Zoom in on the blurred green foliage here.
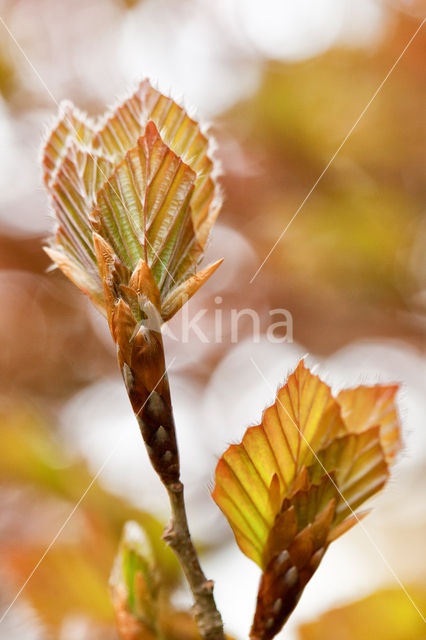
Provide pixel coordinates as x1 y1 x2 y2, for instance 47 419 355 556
224 30 425 331
0 405 180 631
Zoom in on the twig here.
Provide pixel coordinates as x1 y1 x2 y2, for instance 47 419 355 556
164 482 225 640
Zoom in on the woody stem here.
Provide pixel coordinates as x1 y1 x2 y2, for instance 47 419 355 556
164 481 225 640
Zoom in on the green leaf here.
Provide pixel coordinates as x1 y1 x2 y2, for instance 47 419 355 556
110 521 158 631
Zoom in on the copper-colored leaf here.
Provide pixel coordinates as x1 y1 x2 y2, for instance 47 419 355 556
337 384 402 463
94 79 221 245
313 427 389 524
47 146 115 306
212 360 346 567
43 80 222 320
42 100 95 187
212 360 402 640
92 122 198 294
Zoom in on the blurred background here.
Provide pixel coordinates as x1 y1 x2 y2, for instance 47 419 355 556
0 0 425 638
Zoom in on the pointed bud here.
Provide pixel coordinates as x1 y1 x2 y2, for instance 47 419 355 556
121 328 180 486
128 260 161 313
161 258 223 321
93 232 130 330
112 299 137 368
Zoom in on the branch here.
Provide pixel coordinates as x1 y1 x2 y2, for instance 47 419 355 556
164 482 225 640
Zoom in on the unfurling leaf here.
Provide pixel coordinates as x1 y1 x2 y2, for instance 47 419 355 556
110 521 159 639
110 521 206 640
42 80 223 487
212 360 402 640
337 384 401 463
42 79 222 320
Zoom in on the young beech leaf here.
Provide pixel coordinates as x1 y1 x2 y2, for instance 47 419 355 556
110 521 159 640
212 360 402 640
42 79 222 321
92 123 198 286
93 79 221 246
337 385 402 463
42 100 95 188
111 521 218 640
42 83 223 488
